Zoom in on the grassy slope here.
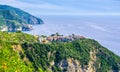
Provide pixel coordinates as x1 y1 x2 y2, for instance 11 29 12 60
0 32 42 72
0 41 33 72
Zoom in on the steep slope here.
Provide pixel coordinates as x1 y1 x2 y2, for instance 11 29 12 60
0 5 43 31
0 31 42 72
0 41 33 72
0 32 120 72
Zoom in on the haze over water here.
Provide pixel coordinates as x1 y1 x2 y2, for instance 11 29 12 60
24 15 120 56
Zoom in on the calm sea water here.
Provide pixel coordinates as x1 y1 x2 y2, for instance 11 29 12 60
24 15 120 56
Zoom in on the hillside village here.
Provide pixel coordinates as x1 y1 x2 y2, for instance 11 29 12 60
37 33 85 43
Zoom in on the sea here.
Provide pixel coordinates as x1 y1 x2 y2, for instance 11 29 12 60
23 15 120 56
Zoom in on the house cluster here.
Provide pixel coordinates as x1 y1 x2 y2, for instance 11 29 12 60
38 34 85 43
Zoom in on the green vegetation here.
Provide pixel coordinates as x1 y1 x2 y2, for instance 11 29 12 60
0 41 33 72
0 31 38 43
0 31 120 72
0 31 39 72
22 39 120 72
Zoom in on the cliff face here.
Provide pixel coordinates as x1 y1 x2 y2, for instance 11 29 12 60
0 5 43 31
58 51 97 72
0 32 120 72
59 58 83 72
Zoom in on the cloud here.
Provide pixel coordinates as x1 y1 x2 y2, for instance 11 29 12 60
0 0 120 15
0 0 81 15
0 0 74 15
0 0 63 9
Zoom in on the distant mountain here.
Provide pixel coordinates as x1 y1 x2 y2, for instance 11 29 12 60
0 32 120 72
0 5 43 31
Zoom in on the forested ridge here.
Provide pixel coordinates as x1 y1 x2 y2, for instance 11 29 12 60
0 31 120 72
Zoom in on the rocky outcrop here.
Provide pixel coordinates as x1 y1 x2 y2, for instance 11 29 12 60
59 58 82 72
86 50 96 72
58 58 82 72
58 50 97 72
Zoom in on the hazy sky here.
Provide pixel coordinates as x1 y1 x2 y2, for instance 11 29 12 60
0 0 120 15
